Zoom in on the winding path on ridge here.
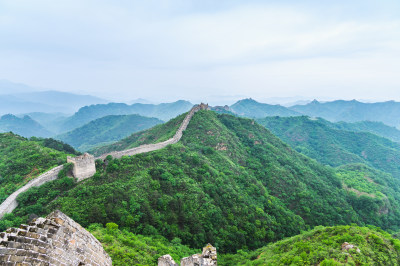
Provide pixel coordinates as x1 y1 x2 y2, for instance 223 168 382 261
0 104 205 219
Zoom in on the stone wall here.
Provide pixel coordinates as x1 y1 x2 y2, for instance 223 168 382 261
97 103 208 160
0 210 112 265
0 165 64 219
67 153 96 181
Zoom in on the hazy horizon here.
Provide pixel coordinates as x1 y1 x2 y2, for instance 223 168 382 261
1 1 399 103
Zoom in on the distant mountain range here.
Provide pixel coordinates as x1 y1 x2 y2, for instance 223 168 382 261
0 80 109 115
56 114 163 151
0 91 108 115
230 98 301 117
55 100 193 133
290 99 400 128
227 98 400 129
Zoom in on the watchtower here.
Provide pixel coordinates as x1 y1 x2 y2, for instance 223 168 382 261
67 153 96 181
199 103 209 110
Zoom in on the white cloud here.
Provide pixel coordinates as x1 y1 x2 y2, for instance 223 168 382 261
0 0 399 102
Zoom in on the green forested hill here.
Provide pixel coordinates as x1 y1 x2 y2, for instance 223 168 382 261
5 111 400 255
56 100 193 133
324 120 400 143
0 114 52 138
257 116 400 178
56 114 163 151
220 225 400 265
0 133 76 203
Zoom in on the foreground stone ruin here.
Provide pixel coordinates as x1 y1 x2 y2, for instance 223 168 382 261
0 210 112 265
158 243 217 266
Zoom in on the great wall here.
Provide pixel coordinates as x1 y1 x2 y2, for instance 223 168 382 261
0 104 208 220
0 104 217 265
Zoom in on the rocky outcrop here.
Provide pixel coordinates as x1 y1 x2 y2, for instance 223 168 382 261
159 243 217 266
158 254 178 266
341 242 361 253
0 165 64 219
0 210 112 265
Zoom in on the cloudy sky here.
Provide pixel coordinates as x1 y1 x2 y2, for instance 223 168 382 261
0 0 399 103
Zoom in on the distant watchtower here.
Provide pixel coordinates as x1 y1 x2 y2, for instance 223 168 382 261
67 153 96 181
199 103 209 110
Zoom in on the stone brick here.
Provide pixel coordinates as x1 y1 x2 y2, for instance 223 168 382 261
0 210 112 265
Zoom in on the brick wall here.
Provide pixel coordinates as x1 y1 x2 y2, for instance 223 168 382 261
0 210 112 265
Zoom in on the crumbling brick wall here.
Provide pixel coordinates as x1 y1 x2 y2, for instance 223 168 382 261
0 210 111 265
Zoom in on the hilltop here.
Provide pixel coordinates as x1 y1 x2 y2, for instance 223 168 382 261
220 225 400 265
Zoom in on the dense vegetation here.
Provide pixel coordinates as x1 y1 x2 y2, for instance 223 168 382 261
30 137 80 155
257 116 400 178
325 120 400 143
0 133 74 204
0 114 52 138
336 164 400 230
89 222 198 265
3 110 400 265
230 98 300 118
56 114 162 151
220 225 400 265
5 111 400 256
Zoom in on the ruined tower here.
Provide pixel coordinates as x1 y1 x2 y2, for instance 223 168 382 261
67 153 96 181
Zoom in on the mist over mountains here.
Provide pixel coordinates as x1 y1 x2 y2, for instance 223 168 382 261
0 80 109 115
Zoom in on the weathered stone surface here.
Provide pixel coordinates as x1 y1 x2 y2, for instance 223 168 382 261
67 153 96 181
158 254 178 266
160 243 217 266
0 210 112 265
341 242 361 253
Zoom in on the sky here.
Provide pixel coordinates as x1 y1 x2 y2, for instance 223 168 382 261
0 0 399 104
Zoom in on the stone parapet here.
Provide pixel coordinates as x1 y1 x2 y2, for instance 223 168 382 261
97 103 207 160
0 165 64 219
0 210 112 265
